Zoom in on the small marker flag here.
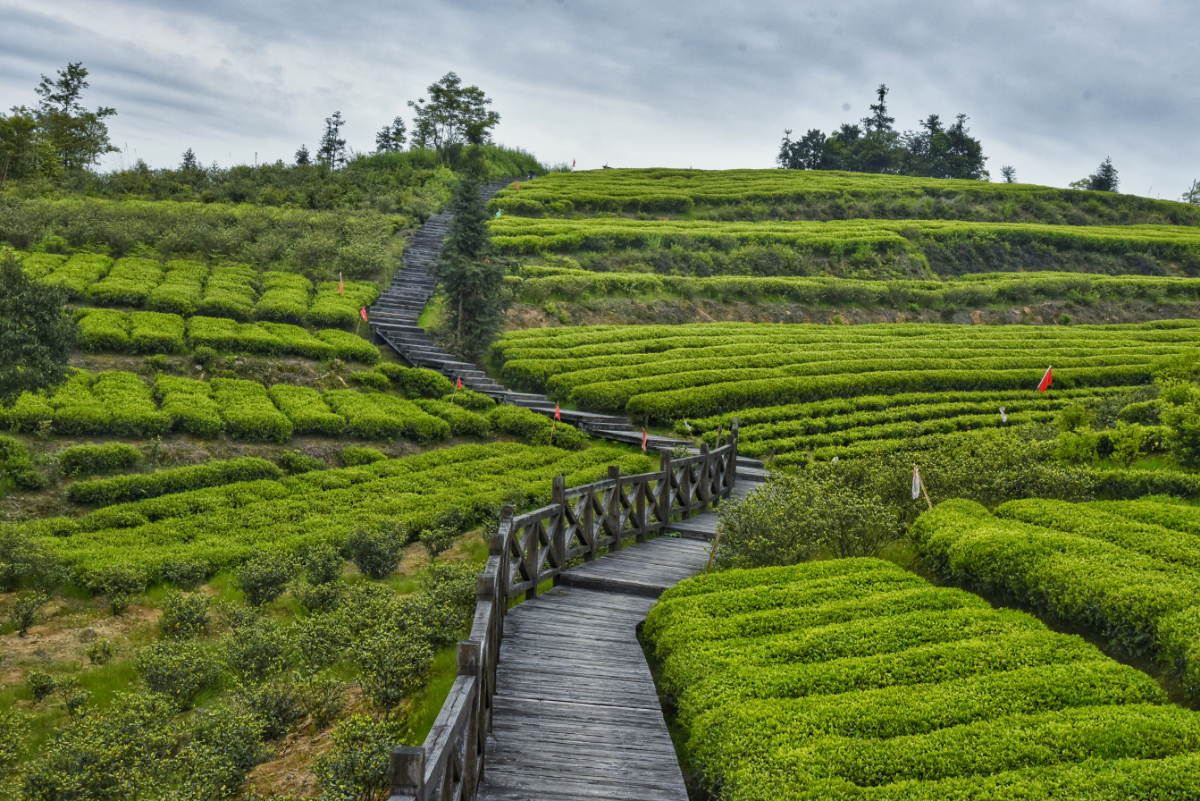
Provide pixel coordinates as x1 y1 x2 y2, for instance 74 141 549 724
572 159 576 168
999 407 1008 423
456 376 463 390
338 272 344 294
495 210 502 218
641 428 648 452
515 181 520 190
554 404 561 421
912 464 922 500
1038 366 1053 393
359 307 368 322
682 418 692 433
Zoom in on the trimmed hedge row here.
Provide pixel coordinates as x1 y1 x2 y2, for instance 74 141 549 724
0 435 45 489
1 371 170 437
40 253 112 298
307 280 380 328
413 400 492 437
87 257 163 306
21 443 656 585
57 442 143 477
267 385 345 435
912 499 1200 700
323 390 450 442
487 405 588 449
67 456 283 506
643 557 1200 801
211 378 294 443
146 260 208 315
378 363 454 398
154 375 224 437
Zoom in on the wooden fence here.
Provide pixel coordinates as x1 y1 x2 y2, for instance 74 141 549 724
388 421 739 801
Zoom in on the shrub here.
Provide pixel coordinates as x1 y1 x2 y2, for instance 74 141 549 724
10 591 49 636
92 564 145 615
323 390 450 442
345 526 405 579
294 613 352 671
76 308 131 352
487 404 588 448
159 591 210 639
419 527 456 560
413 399 492 437
86 639 115 665
155 374 224 437
128 311 185 353
27 671 57 702
235 551 296 607
224 620 294 683
146 259 207 315
280 449 326 474
443 388 495 411
341 446 387 467
174 705 267 799
316 329 380 364
0 435 46 489
87 257 163 306
237 676 304 740
296 672 347 730
307 280 379 328
40 253 112 298
269 384 345 435
349 369 391 391
162 559 212 589
188 316 281 355
254 271 312 323
211 378 294 443
136 640 222 709
197 264 257 320
302 543 344 585
58 442 143 477
0 709 27 778
354 628 433 710
67 456 282 506
294 580 345 615
314 714 408 801
717 473 900 569
378 363 453 398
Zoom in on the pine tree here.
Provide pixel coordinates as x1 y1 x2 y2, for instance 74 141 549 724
375 117 407 153
317 112 347 169
0 254 75 402
294 144 311 166
180 148 199 171
1089 157 1119 192
432 178 508 360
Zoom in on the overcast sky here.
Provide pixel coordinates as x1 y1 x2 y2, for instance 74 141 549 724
2 0 1197 199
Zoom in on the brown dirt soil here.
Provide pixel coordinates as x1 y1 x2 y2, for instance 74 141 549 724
506 299 1200 330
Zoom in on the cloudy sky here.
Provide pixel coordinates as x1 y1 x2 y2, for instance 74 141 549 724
2 0 1197 199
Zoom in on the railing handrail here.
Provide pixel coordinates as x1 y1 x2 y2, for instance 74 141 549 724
389 421 739 801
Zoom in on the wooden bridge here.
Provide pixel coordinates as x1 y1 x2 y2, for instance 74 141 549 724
388 430 763 801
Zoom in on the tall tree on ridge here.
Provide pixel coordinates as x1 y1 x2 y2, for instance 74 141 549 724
408 73 500 163
33 63 116 172
375 117 407 153
317 112 348 169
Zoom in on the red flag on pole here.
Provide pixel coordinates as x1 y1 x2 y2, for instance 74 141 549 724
359 307 368 322
1038 366 1053 393
554 404 561 421
641 428 648 452
572 159 576 168
338 272 344 294
515 181 520 190
456 376 463 390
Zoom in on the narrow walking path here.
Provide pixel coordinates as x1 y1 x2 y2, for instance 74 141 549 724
476 538 712 801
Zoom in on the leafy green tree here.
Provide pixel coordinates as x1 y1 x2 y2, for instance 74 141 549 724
375 116 407 153
0 108 57 181
1000 165 1016 183
408 72 500 153
902 113 988 180
33 63 116 171
234 551 295 606
295 143 311 165
180 147 200 171
1074 157 1120 192
345 526 404 579
432 177 508 359
1182 179 1199 205
317 111 348 169
0 254 76 404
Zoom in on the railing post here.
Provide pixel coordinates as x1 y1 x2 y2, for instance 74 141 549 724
680 452 693 520
391 746 425 801
635 478 647 543
551 475 567 582
496 505 513 607
728 418 739 493
582 487 595 562
658 448 673 528
698 443 711 513
606 464 623 550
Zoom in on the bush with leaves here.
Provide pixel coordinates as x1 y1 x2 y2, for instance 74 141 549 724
0 528 62 591
280 449 326 474
159 591 210 639
304 542 344 585
234 551 296 606
378 362 454 398
19 692 179 801
136 639 222 710
174 705 268 800
297 671 348 731
294 613 352 672
236 675 304 740
413 562 478 646
86 638 115 665
0 709 27 780
27 671 57 702
57 441 143 477
345 525 405 579
294 580 344 615
418 526 456 560
224 620 295 683
162 559 210 589
354 627 434 710
0 434 47 489
10 590 49 636
340 445 387 467
442 388 495 411
315 714 409 801
92 563 145 615
716 473 900 569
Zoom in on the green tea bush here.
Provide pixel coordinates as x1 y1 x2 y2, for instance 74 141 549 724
296 672 347 730
379 362 453 397
0 435 46 489
414 399 492 437
6 371 170 438
254 271 312 322
196 264 257 320
314 714 408 800
174 705 267 798
58 442 143 477
344 526 404 579
188 315 280 354
224 620 294 682
349 369 390 391
307 280 380 328
294 580 344 615
237 676 304 740
641 557 1197 801
158 591 210 639
76 307 131 351
317 329 380 363
10 591 48 636
303 542 344 585
324 389 450 442
86 638 115 664
0 528 62 591
260 321 336 359
340 446 387 467
211 378 294 442
128 311 185 353
269 384 346 435
87 257 163 306
443 388 496 411
419 527 455 560
136 639 222 709
279 449 326 474
154 374 224 437
18 251 67 279
354 628 433 710
234 551 296 607
40 253 112 298
66 456 282 505
146 259 207 315
487 404 588 448
91 563 145 614
27 671 57 702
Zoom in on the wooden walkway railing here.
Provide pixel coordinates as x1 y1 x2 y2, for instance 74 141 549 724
387 422 739 801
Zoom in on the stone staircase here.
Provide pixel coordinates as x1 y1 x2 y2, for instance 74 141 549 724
369 178 766 482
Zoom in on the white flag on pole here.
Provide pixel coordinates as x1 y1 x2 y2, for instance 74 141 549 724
912 465 922 500
999 407 1008 423
682 418 692 432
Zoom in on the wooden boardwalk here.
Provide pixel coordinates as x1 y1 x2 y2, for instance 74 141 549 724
476 537 713 801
